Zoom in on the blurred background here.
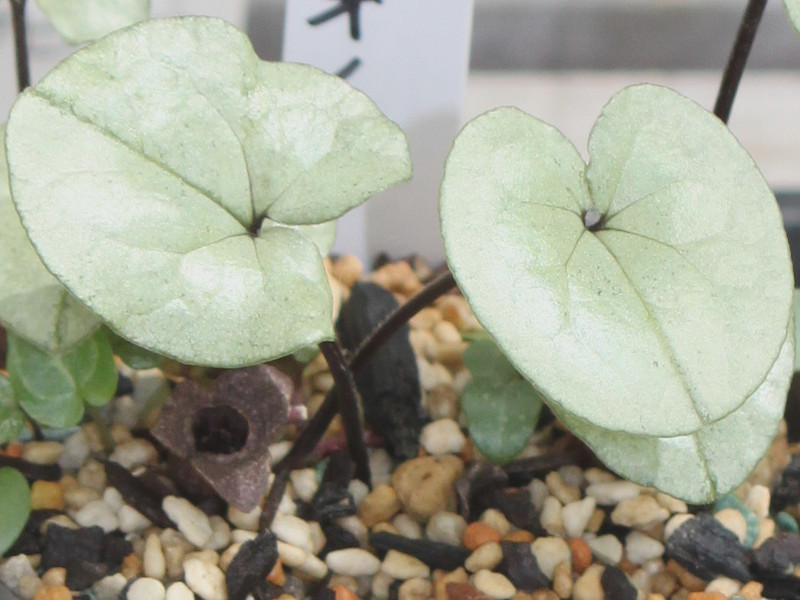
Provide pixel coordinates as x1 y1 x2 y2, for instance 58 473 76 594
1 0 799 271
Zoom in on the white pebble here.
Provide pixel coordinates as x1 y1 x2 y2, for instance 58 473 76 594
289 468 319 503
369 449 394 486
419 419 466 455
472 569 516 599
102 487 124 512
271 513 312 550
663 513 694 540
336 515 368 547
268 440 292 464
465 542 503 572
714 508 748 545
0 555 37 595
381 550 430 580
204 516 232 551
21 441 63 464
611 495 670 528
625 531 665 564
527 479 549 512
398 577 433 600
530 537 571 579
348 479 370 507
163 496 212 547
231 529 258 544
588 534 624 565
165 582 196 600
185 549 219 566
563 497 597 538
108 439 158 470
326 549 382 577
227 504 262 531
127 577 165 600
297 552 329 579
219 543 242 572
183 558 227 600
426 512 467 546
277 541 307 568
392 513 423 539
92 573 127 600
479 510 511 537
585 481 642 505
706 576 741 597
745 485 771 520
143 532 166 579
540 495 564 536
73 499 119 533
655 492 687 514
58 430 91 470
309 521 327 554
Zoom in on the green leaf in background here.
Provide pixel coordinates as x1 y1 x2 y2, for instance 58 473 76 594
461 337 543 464
6 17 411 368
552 325 793 503
785 0 800 36
0 467 30 557
0 125 100 353
35 0 149 45
7 329 117 428
108 329 164 370
0 375 26 445
794 289 800 372
440 84 792 438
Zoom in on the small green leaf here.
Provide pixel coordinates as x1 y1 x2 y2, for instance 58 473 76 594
108 330 164 370
7 17 410 368
0 375 26 445
0 125 100 353
785 0 800 35
552 325 794 503
461 379 543 465
0 467 30 556
462 337 520 383
7 329 117 428
35 0 149 45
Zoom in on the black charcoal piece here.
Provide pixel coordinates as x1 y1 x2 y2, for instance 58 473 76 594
762 577 800 600
476 488 538 531
772 453 800 512
322 451 356 487
753 532 800 578
455 462 508 520
65 560 107 591
102 532 133 569
42 524 104 569
311 483 357 523
502 453 584 486
336 282 424 461
601 565 638 600
369 532 470 571
104 461 171 528
664 514 750 582
499 541 549 591
226 532 278 600
0 456 61 481
321 524 361 557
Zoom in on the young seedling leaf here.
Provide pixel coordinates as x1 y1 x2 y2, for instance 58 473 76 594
35 0 149 45
0 467 30 556
6 17 411 368
440 85 793 442
0 125 100 353
108 329 164 370
785 0 800 35
0 375 26 445
7 329 117 428
552 325 794 503
462 337 520 383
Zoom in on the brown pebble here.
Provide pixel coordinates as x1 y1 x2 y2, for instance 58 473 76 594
738 581 764 600
33 585 71 600
645 595 667 600
121 552 143 579
392 455 464 521
567 538 593 574
617 558 639 576
360 484 402 527
666 559 706 592
510 593 534 600
503 530 535 544
434 567 469 600
463 522 502 550
446 582 493 600
686 593 727 600
529 591 559 600
650 571 678 597
332 584 362 600
552 560 573 599
40 568 66 587
586 508 605 533
372 261 422 296
331 255 363 288
30 481 64 511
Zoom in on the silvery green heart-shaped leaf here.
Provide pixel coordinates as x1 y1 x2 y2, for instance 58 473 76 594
786 0 800 35
0 467 30 557
794 290 800 372
440 84 793 439
7 329 117 428
35 0 149 45
0 375 26 445
6 17 410 367
552 325 793 503
0 125 100 353
262 220 338 257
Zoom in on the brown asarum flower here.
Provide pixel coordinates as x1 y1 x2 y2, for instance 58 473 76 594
151 365 291 511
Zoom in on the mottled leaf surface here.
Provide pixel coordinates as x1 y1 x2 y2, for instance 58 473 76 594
7 17 410 367
0 125 100 352
0 375 26 445
0 467 30 556
7 329 117 428
440 85 792 439
35 0 149 44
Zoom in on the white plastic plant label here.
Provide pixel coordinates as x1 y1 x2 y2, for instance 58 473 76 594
283 0 475 263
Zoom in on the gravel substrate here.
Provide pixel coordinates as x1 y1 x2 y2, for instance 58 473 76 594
2 256 800 600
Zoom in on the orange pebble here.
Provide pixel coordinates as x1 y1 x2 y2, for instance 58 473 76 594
503 530 535 543
331 584 361 600
566 538 593 574
686 593 727 600
738 581 764 600
33 585 71 600
267 559 286 586
4 442 23 458
462 522 501 550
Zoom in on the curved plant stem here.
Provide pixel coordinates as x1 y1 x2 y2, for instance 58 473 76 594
319 340 371 486
9 0 30 92
259 269 457 530
714 0 768 124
